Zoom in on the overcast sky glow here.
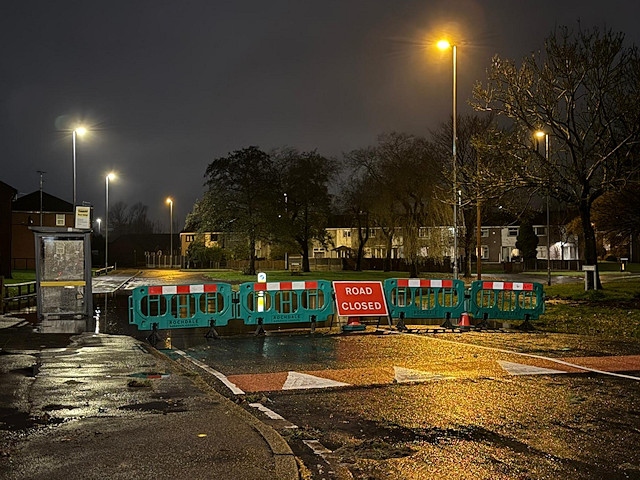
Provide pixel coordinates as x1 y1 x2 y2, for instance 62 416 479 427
2 0 640 229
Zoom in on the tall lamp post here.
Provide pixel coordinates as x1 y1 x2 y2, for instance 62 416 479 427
71 127 87 207
437 39 458 279
105 173 115 273
166 197 173 268
96 218 101 234
535 131 552 286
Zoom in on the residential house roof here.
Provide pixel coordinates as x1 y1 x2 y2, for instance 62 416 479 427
13 191 73 213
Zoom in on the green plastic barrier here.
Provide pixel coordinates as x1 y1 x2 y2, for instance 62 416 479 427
238 280 334 326
383 278 466 321
128 283 235 330
469 280 545 322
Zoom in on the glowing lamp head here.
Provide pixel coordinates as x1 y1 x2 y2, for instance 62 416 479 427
535 130 546 139
437 39 451 50
166 197 173 205
106 173 116 181
75 126 87 136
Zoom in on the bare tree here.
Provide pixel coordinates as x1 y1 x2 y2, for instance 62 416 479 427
344 132 449 276
473 25 640 289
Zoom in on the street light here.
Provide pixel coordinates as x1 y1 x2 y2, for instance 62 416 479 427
438 39 458 279
105 173 116 273
71 126 87 207
96 217 101 234
535 131 552 286
166 197 173 268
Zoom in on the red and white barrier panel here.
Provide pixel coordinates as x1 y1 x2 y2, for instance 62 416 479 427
481 282 534 291
396 279 454 288
148 284 219 295
253 281 319 291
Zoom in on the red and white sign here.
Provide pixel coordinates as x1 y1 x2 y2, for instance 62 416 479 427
481 281 534 291
397 278 454 288
148 284 218 295
333 281 388 316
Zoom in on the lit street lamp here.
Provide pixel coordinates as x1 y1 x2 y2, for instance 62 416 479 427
166 197 173 268
438 39 458 279
535 131 552 286
71 126 87 207
105 173 116 272
96 217 101 234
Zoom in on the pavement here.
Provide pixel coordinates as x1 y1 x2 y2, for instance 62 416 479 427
0 314 299 480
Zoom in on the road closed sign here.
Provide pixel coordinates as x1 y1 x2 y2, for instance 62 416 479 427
333 281 389 317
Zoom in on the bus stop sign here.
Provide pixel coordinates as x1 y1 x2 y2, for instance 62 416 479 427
333 281 388 317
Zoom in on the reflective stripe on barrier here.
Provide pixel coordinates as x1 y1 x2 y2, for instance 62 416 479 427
469 280 545 321
383 278 466 320
238 280 334 325
128 283 235 330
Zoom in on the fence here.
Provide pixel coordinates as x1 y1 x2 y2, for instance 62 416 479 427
2 280 37 313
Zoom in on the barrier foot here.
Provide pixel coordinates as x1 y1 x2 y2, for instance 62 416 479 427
440 313 455 330
517 314 535 332
147 323 162 347
205 319 219 339
475 313 490 330
310 315 317 334
396 313 408 332
254 317 266 336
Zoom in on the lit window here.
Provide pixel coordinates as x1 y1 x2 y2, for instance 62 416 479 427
508 227 519 237
56 214 65 226
481 228 489 237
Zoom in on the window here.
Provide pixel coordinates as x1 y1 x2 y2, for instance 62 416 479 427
508 227 519 237
210 233 218 242
481 245 489 259
418 227 427 238
369 228 376 238
185 234 195 242
56 214 65 226
481 228 489 237
534 226 546 236
342 230 351 238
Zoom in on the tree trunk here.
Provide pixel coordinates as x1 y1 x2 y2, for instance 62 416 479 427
248 238 257 276
301 243 310 272
409 261 419 277
383 235 394 272
579 199 602 290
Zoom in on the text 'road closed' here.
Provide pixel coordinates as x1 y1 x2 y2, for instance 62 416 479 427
332 281 389 317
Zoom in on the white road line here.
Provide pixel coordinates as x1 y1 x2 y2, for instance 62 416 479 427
172 349 245 395
282 371 350 390
408 333 640 381
248 403 298 429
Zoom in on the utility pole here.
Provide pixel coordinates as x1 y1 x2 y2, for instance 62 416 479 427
37 170 46 226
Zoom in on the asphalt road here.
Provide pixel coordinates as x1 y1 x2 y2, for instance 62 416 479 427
168 331 640 480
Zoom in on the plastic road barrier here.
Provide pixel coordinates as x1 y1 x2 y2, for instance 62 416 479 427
128 283 236 330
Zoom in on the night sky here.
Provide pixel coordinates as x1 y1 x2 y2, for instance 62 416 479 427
2 1 640 230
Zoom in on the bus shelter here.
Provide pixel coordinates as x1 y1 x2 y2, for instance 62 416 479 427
32 227 93 333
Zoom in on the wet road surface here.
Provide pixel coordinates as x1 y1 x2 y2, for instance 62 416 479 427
169 331 640 479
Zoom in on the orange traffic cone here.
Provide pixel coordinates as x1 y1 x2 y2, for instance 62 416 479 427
458 312 472 331
343 316 366 332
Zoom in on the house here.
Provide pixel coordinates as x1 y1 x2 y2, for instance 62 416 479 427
12 191 74 270
0 181 18 278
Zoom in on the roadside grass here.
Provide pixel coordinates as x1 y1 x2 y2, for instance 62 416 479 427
540 276 640 338
2 270 36 283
